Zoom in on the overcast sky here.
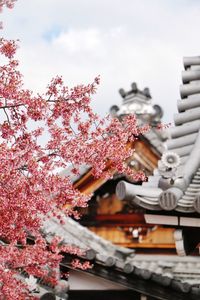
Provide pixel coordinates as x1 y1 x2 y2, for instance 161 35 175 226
1 0 200 123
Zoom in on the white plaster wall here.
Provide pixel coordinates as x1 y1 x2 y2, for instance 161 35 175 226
69 270 127 290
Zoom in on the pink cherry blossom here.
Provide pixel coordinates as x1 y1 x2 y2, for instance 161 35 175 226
71 259 93 270
0 2 148 298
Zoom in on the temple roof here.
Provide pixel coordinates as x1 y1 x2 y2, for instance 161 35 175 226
43 214 133 259
41 215 200 299
116 56 200 214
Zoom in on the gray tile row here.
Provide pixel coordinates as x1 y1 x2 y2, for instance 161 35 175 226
116 56 200 213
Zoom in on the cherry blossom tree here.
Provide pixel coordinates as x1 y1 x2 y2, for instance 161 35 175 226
0 1 147 298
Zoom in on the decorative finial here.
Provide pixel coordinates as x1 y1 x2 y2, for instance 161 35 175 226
119 88 126 98
131 82 138 93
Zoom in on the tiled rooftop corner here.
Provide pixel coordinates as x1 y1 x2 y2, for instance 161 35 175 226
116 56 200 214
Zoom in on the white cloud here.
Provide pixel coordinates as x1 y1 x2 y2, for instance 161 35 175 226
53 28 103 54
1 0 200 123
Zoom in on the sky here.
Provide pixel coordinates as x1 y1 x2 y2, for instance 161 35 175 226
1 0 200 123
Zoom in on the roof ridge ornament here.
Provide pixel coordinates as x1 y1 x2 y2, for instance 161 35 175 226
158 152 181 183
161 151 181 169
115 82 164 127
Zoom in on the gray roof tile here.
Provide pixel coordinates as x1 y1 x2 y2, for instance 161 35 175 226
116 56 200 214
42 214 200 296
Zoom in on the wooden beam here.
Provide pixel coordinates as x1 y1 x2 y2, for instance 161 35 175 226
80 213 150 227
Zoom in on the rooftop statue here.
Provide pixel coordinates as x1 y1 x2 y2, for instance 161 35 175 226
110 82 163 126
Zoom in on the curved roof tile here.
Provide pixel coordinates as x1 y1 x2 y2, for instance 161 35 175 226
116 56 200 214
